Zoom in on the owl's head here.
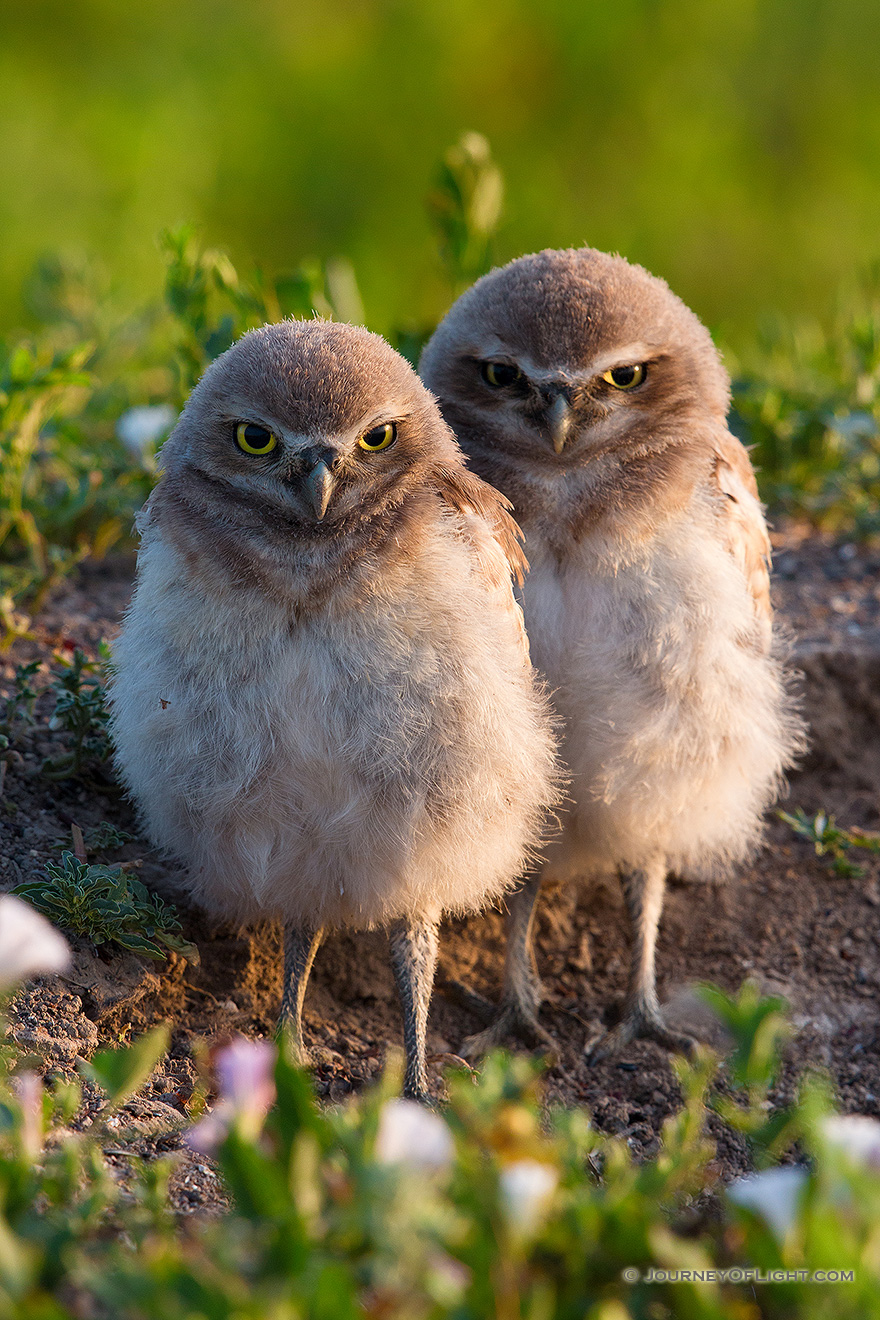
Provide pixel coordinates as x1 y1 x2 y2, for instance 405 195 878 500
419 247 730 473
162 319 460 532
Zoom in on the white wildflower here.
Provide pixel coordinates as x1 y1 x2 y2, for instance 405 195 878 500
728 1166 808 1241
374 1098 454 1171
499 1159 559 1235
0 895 71 989
116 404 176 458
821 1114 880 1170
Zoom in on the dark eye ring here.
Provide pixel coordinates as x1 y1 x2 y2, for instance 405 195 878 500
481 361 523 388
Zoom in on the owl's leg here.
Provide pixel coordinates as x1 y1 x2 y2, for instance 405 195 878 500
586 860 695 1062
458 871 558 1062
279 924 324 1065
388 915 439 1102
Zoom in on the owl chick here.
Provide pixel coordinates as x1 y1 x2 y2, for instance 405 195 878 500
420 247 804 1060
110 319 557 1099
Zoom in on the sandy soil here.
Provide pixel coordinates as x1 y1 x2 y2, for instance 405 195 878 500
2 527 880 1211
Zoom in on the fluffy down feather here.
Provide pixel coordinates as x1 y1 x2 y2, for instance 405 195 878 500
420 246 805 1058
110 320 558 932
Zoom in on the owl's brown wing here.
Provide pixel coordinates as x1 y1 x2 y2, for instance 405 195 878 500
434 465 532 664
711 430 772 650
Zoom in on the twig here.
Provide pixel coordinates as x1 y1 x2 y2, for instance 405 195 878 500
185 984 227 1008
71 823 87 863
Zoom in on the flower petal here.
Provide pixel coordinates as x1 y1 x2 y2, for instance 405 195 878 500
375 1098 454 1171
0 896 71 989
728 1166 808 1241
821 1114 880 1170
116 405 177 455
499 1159 559 1234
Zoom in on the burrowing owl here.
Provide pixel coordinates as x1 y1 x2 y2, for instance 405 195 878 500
420 247 804 1060
110 319 558 1099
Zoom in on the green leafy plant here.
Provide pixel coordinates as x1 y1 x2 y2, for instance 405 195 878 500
699 979 796 1160
0 660 40 744
779 807 880 877
0 325 154 646
12 851 198 963
161 225 364 398
729 270 880 535
0 1023 171 1316
50 821 136 860
41 646 111 780
0 342 96 644
80 821 136 854
427 131 504 294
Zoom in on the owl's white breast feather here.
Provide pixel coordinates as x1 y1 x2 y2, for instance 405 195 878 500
110 508 555 929
521 487 798 881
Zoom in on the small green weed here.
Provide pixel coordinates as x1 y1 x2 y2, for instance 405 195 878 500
13 851 198 963
427 131 504 294
49 821 135 857
779 807 880 877
700 979 796 1159
161 225 364 398
0 660 40 746
0 336 149 645
0 342 92 589
729 270 880 535
81 821 135 854
41 647 111 781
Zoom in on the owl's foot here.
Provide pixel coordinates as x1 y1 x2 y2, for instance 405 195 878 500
304 1044 345 1070
457 994 559 1064
278 1029 347 1079
276 1027 314 1069
585 1005 696 1064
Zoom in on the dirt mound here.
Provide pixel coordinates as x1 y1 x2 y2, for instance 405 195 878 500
797 641 880 788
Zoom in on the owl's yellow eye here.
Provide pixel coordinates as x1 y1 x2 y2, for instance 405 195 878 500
601 364 646 391
481 361 523 388
358 422 397 452
235 422 277 455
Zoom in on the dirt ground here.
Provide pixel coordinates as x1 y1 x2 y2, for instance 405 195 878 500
3 526 880 1212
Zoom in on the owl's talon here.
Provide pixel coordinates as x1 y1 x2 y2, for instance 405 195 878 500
585 1010 696 1064
278 1037 313 1069
277 1029 313 1070
279 1036 346 1075
459 1001 559 1065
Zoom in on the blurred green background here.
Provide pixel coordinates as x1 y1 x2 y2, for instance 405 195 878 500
1 0 878 344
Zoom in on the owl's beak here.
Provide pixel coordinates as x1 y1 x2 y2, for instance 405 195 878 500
548 395 574 455
304 459 335 521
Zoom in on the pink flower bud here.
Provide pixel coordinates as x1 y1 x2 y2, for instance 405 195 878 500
186 1036 276 1154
